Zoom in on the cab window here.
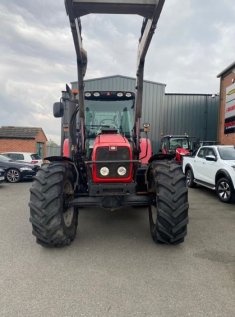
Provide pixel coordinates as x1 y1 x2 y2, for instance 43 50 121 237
205 148 215 157
197 148 206 158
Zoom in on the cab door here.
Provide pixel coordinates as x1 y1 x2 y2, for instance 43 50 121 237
202 148 218 185
193 148 207 181
160 138 169 154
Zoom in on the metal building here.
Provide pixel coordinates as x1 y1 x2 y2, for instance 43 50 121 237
71 75 166 152
163 93 220 142
71 75 219 152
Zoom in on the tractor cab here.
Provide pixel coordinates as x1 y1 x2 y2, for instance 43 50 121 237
160 135 193 163
84 91 135 159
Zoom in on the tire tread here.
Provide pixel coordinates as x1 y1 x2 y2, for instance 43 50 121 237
149 161 189 245
29 162 78 247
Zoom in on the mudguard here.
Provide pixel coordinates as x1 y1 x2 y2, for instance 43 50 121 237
139 138 152 164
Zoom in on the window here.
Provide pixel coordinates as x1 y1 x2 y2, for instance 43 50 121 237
85 99 134 138
162 139 168 149
198 148 206 158
36 143 44 158
31 154 41 160
218 147 235 160
206 149 215 157
0 154 11 162
7 153 24 160
169 138 190 150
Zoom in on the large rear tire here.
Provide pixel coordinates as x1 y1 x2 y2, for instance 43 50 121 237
29 162 78 247
148 161 189 245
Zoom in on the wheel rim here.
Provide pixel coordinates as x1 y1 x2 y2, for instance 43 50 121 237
218 181 231 200
63 181 74 227
7 169 20 183
186 171 192 186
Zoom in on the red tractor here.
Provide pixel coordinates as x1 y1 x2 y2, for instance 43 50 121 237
29 0 188 247
159 135 194 164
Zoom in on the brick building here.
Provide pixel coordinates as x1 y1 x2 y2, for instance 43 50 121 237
0 126 47 158
217 62 235 145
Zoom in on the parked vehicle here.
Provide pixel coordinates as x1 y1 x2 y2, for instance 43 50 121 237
0 155 38 183
29 0 188 248
0 168 5 183
159 135 194 163
1 152 43 166
182 145 235 203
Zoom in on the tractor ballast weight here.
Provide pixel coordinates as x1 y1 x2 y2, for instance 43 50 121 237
29 0 189 248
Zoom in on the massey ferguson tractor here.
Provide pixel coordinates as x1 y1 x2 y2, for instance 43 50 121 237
29 0 188 247
159 134 194 164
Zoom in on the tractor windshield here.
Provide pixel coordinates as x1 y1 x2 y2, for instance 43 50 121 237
85 99 134 138
169 138 190 150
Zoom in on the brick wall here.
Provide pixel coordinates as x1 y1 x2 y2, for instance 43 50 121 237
219 72 235 145
0 130 47 157
0 139 35 153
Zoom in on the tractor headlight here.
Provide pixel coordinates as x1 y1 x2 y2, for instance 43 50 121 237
100 166 109 176
117 166 127 176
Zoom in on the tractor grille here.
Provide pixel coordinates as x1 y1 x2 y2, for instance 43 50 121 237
96 146 130 179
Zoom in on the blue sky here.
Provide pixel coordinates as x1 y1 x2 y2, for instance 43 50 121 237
0 0 234 143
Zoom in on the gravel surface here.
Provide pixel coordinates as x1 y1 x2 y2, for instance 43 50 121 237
0 181 234 317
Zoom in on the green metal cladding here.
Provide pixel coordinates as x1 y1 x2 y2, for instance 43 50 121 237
71 75 219 152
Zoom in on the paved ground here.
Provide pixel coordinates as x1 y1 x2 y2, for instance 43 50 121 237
0 181 234 317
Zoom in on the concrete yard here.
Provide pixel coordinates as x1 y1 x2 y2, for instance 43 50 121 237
0 182 234 317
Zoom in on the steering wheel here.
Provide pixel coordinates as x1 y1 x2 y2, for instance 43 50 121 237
100 119 117 127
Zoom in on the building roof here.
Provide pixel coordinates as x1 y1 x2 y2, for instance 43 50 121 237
217 61 235 78
71 74 166 87
0 126 46 140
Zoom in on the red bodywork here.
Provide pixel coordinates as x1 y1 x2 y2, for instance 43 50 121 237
63 138 69 158
92 134 133 183
175 148 190 163
139 138 152 164
160 135 191 164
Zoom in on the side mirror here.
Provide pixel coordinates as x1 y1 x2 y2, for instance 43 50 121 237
53 102 64 118
143 123 150 132
205 155 217 162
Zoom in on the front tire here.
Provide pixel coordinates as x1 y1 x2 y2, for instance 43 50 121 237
216 177 235 203
148 161 189 245
29 162 78 247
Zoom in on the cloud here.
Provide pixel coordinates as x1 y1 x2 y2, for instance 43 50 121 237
147 0 235 93
0 0 235 143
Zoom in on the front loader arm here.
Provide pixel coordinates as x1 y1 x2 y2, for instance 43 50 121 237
65 0 165 151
